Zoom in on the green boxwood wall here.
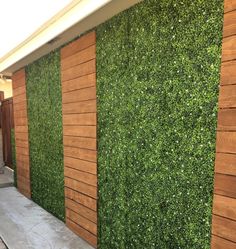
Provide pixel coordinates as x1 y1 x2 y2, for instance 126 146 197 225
97 0 223 248
26 51 65 220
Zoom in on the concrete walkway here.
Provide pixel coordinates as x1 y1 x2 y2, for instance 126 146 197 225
0 167 14 188
0 187 93 249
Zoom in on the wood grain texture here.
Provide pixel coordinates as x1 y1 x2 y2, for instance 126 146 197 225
217 109 236 130
61 31 97 247
223 10 236 37
66 219 97 248
62 73 96 93
215 153 236 176
221 61 236 85
211 5 236 247
212 215 236 243
216 132 236 153
224 0 236 13
63 125 96 138
213 194 236 220
12 68 31 198
214 173 236 198
211 235 236 249
219 85 236 108
222 36 236 62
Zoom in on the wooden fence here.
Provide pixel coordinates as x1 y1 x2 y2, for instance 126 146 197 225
0 97 14 168
211 1 236 248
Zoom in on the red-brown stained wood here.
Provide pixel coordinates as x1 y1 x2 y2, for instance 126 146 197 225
215 153 236 176
222 36 236 62
211 235 236 249
61 31 96 59
63 113 96 126
63 126 96 138
221 61 236 85
224 0 236 13
61 31 97 246
64 177 97 199
61 45 96 71
62 73 96 93
15 126 28 133
63 99 97 114
65 187 97 211
214 173 236 198
213 194 236 221
61 60 96 82
63 136 96 150
219 85 236 108
212 215 236 243
62 86 96 104
216 132 236 153
65 198 97 223
65 167 97 187
66 209 97 235
66 219 97 248
12 68 31 198
64 147 97 162
64 157 96 174
217 109 236 130
223 10 236 37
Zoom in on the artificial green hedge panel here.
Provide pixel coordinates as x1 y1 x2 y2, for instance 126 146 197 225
97 0 223 248
26 51 65 220
11 129 17 187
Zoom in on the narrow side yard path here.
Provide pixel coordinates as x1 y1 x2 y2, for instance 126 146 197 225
0 187 93 249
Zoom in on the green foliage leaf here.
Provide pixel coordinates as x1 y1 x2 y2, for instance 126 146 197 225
97 0 224 248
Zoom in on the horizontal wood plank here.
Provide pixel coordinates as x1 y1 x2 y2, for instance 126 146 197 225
62 86 96 104
224 0 236 13
216 132 236 153
64 136 96 150
221 61 236 85
65 177 97 198
63 99 96 114
61 60 96 82
223 10 236 37
61 32 96 59
213 194 236 220
217 109 236 130
63 125 96 138
212 215 236 243
211 235 236 249
15 126 28 133
66 219 97 248
219 85 236 108
65 198 97 223
62 73 96 93
64 156 96 174
65 187 97 211
63 113 96 126
66 209 97 235
215 153 236 176
61 45 96 71
64 147 97 162
222 36 236 62
65 167 97 187
13 85 26 96
214 173 236 198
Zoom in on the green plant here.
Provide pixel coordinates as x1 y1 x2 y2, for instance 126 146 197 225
26 51 65 220
97 0 223 248
11 129 17 187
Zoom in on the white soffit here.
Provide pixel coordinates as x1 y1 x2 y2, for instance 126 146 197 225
0 0 142 75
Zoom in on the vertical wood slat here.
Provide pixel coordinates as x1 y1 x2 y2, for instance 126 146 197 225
12 68 31 198
211 1 236 248
61 31 97 248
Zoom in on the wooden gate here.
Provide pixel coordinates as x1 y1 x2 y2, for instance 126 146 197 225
0 97 14 168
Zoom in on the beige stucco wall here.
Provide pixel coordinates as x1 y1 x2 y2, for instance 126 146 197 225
0 80 12 99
